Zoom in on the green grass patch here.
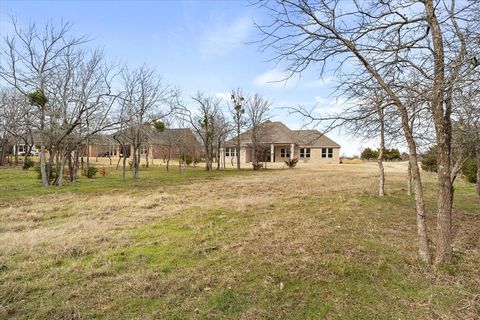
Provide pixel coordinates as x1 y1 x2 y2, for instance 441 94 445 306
0 164 479 319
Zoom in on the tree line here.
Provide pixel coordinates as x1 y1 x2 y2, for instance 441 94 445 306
0 19 277 186
361 148 401 162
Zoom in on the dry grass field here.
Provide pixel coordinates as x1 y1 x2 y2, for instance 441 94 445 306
0 161 479 319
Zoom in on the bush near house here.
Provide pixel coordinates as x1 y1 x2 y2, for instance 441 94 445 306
85 166 98 178
284 157 299 169
23 158 34 170
181 154 193 166
34 164 56 183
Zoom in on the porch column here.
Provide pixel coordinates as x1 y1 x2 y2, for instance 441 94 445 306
270 144 274 163
290 143 294 160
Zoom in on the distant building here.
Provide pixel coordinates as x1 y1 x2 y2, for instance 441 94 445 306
104 127 202 160
221 120 341 165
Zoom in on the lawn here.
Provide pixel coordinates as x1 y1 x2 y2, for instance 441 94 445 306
0 161 479 319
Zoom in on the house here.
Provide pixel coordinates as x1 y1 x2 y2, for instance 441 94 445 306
3 127 202 162
148 128 202 161
221 120 340 165
108 127 202 161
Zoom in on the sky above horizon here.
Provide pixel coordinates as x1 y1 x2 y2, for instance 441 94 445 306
0 0 383 156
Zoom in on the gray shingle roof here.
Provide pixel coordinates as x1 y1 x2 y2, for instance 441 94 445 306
293 130 341 147
226 120 340 148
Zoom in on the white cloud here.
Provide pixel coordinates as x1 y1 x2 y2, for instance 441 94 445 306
214 92 231 101
304 76 334 88
313 96 351 115
200 16 252 57
252 69 296 88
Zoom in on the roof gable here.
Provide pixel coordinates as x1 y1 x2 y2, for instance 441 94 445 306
293 130 341 147
226 120 341 148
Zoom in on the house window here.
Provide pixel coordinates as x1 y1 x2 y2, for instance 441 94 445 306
280 148 291 158
321 148 333 158
141 145 148 155
300 148 310 158
225 147 237 157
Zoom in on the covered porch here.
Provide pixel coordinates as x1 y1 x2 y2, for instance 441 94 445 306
244 143 296 163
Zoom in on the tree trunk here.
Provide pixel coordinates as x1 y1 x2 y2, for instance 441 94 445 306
0 140 6 166
133 145 140 178
424 0 453 265
14 145 18 166
122 155 126 181
68 152 75 183
378 151 385 197
55 152 67 186
73 149 79 182
409 153 431 264
434 141 453 264
223 142 226 169
145 146 149 168
166 146 171 172
378 107 385 197
407 160 413 196
40 143 49 187
216 140 221 170
22 142 30 170
39 104 48 186
476 150 480 198
253 145 257 169
205 144 212 171
399 103 431 264
116 155 121 170
236 124 241 170
86 138 90 175
132 145 137 177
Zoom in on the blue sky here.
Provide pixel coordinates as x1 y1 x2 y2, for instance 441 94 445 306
0 0 370 156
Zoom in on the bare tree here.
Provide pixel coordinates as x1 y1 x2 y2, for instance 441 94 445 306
256 0 480 264
335 78 403 197
0 89 34 167
116 65 175 178
44 48 119 185
246 93 270 170
0 19 88 186
177 92 222 171
214 112 231 170
453 82 480 196
229 89 246 170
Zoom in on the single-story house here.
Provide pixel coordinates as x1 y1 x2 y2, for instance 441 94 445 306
221 120 340 165
5 127 202 162
109 127 202 161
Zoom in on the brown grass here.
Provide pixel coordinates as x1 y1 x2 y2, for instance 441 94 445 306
0 161 479 319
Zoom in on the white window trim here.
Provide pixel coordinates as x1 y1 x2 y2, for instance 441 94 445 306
225 147 237 157
280 148 291 158
300 147 311 158
321 148 333 158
